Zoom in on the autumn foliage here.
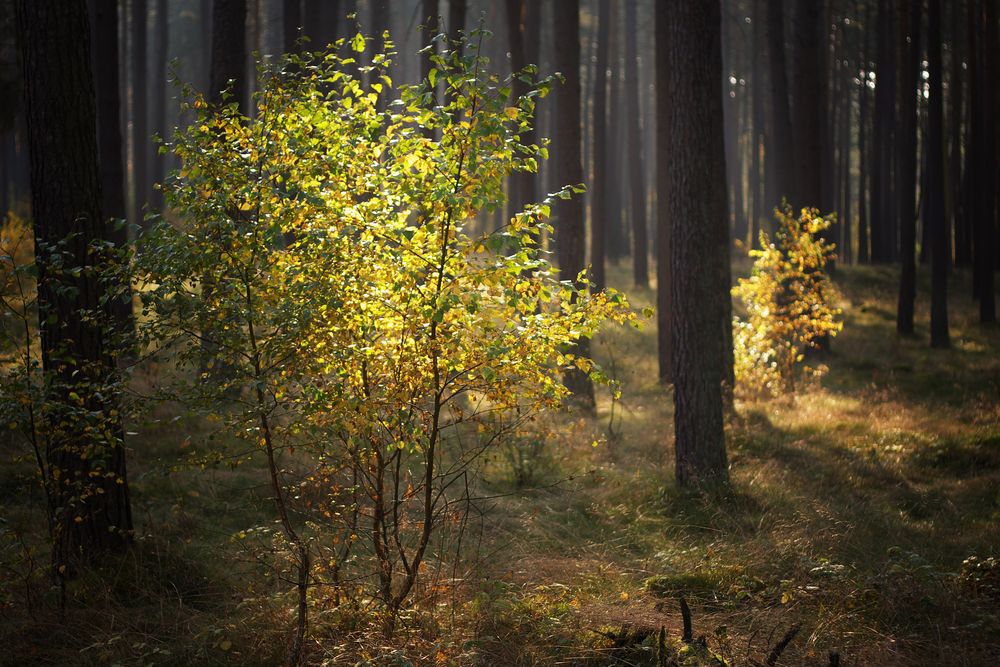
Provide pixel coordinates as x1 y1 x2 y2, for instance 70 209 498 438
732 205 842 396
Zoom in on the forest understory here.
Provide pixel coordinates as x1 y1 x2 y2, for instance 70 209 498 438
2 261 997 667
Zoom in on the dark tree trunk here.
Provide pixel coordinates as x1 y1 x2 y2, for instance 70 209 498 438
656 0 671 382
303 0 337 50
896 0 920 335
971 0 997 322
951 0 970 267
660 0 730 487
790 0 823 210
449 0 466 46
606 3 629 261
90 0 135 340
871 0 897 263
421 0 437 82
750 0 766 247
625 0 648 288
928 0 951 347
858 0 872 263
148 0 166 210
16 0 133 574
553 0 593 404
210 0 247 111
284 0 302 53
504 0 539 217
131 0 147 227
589 0 609 291
766 0 794 208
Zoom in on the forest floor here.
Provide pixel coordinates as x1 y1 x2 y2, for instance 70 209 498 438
2 262 999 666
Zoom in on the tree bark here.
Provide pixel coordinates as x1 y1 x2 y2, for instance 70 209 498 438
971 0 996 322
790 0 823 210
16 0 133 574
148 0 167 209
950 0 970 267
130 0 148 227
284 0 302 53
858 0 872 263
896 0 920 335
656 0 671 383
660 0 730 486
766 0 794 209
89 0 135 339
303 0 337 50
927 0 950 347
625 0 648 288
871 0 897 263
504 0 539 219
210 0 247 111
553 0 593 404
589 0 609 291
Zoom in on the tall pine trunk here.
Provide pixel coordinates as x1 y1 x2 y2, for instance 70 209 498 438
588 0 609 290
90 0 135 338
130 0 148 227
624 0 648 288
766 0 794 209
553 0 593 404
896 0 920 335
928 0 951 347
659 0 730 486
16 0 133 575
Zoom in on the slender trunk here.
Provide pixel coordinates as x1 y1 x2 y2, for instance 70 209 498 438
790 0 823 209
624 0 648 287
589 0 609 290
553 0 593 404
871 0 897 263
858 0 872 263
928 0 950 347
303 0 337 49
284 0 301 53
148 0 166 210
951 0 970 267
897 0 920 335
766 0 794 207
131 0 147 227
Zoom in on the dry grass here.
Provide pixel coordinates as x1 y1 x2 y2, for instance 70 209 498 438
1 261 998 666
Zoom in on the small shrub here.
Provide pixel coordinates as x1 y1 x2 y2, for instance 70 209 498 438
732 204 842 396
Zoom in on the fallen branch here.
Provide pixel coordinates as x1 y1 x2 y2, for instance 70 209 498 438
765 623 801 666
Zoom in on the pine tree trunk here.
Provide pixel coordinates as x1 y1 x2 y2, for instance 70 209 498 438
284 0 301 53
766 0 794 208
553 0 593 404
131 0 148 227
303 0 337 50
148 0 167 210
659 0 730 487
210 0 247 110
896 0 920 335
504 0 539 219
624 0 648 288
950 0 970 267
871 0 897 263
971 0 997 322
928 0 951 347
858 1 872 263
16 0 133 574
589 0 609 291
790 0 823 210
